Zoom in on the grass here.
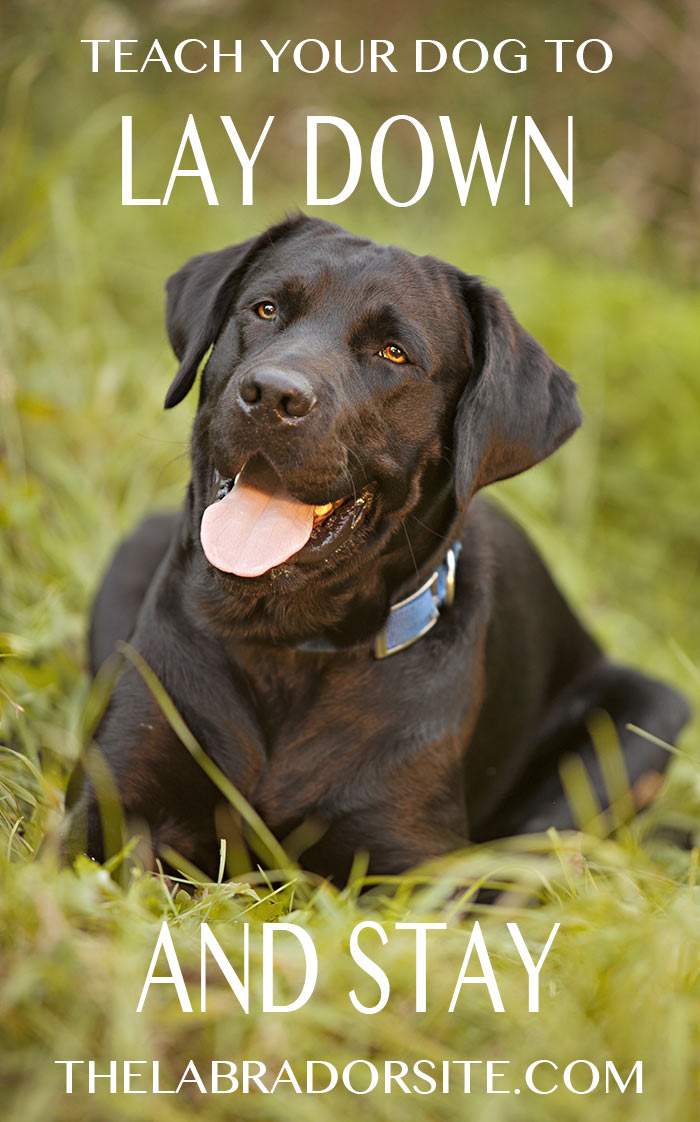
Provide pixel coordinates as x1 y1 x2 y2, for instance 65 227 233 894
2 4 700 1118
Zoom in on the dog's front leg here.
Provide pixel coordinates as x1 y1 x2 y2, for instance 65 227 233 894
62 663 260 880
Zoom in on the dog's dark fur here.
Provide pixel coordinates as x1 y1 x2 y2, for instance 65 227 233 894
64 216 690 879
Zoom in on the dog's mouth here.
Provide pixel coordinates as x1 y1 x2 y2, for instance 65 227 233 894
200 455 374 577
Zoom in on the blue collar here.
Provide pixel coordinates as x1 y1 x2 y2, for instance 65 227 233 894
295 542 461 659
374 542 461 658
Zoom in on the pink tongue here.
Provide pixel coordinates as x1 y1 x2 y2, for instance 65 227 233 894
200 460 315 577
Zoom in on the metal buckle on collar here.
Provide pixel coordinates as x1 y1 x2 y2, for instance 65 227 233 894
444 543 457 607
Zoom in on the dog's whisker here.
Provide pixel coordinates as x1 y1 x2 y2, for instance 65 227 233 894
339 448 358 504
152 451 192 488
135 436 190 447
407 512 452 543
401 521 420 582
439 452 456 474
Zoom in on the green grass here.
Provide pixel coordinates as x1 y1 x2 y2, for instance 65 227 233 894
2 5 700 1119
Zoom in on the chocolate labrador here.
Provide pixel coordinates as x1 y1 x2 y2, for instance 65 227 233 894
64 215 690 879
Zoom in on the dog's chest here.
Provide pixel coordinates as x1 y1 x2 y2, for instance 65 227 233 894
229 641 480 829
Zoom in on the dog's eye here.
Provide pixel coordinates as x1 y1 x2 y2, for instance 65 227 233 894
378 344 408 364
255 302 277 319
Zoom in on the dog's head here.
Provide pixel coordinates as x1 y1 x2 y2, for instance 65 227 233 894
165 215 580 617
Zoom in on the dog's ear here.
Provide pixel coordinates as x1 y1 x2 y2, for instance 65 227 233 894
163 215 310 408
452 272 582 505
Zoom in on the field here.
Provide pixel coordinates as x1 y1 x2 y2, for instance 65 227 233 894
1 3 700 1119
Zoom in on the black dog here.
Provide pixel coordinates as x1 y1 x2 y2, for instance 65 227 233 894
64 215 689 880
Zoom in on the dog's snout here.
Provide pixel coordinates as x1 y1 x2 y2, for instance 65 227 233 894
238 367 317 421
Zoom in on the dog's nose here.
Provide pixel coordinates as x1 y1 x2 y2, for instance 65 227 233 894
238 368 317 421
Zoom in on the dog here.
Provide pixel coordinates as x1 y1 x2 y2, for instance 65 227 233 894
63 215 690 880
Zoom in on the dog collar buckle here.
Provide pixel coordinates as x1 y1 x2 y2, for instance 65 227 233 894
374 543 461 659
